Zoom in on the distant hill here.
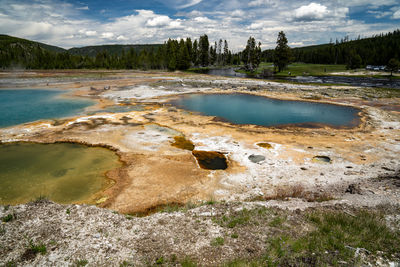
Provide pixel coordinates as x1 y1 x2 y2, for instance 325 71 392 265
0 34 66 53
0 34 164 69
68 44 162 57
0 34 162 57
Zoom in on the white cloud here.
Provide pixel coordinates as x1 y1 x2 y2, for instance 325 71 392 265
117 35 128 41
248 0 278 8
293 3 329 21
85 30 97 36
0 0 398 51
289 42 304 47
231 10 245 17
337 0 397 7
146 15 171 27
101 32 114 39
193 16 213 23
179 0 203 9
175 10 203 17
367 10 391 18
392 9 400 19
247 22 263 30
169 20 183 28
76 6 89 10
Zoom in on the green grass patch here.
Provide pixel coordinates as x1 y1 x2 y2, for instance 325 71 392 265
213 207 273 228
180 256 198 267
155 256 164 264
268 216 285 228
158 201 198 213
260 62 347 77
230 233 239 239
211 237 225 246
218 208 399 266
267 210 398 266
75 259 88 266
28 240 47 255
3 261 17 267
237 62 351 77
2 213 14 222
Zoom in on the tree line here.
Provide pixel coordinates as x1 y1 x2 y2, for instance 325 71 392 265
0 34 238 70
2 29 398 71
262 29 400 69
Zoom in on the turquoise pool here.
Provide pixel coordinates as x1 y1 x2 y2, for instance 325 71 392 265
169 93 360 127
0 89 94 127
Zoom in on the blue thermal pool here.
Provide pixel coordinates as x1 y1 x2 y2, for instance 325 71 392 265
169 93 360 127
0 89 94 127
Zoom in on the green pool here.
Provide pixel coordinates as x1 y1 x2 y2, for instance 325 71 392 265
0 143 121 205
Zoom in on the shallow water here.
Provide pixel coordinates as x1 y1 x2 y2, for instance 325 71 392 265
170 93 360 127
204 68 400 89
0 143 121 205
0 89 94 127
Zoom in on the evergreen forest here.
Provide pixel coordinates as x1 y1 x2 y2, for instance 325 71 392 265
1 29 400 71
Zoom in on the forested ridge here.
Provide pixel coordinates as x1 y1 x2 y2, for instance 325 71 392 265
68 44 162 57
262 29 400 67
0 34 237 70
1 29 399 70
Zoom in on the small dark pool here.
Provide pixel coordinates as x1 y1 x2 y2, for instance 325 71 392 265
169 93 360 128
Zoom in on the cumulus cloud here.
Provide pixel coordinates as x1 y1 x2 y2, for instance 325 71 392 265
293 3 329 22
392 9 400 19
231 9 245 17
0 0 397 51
84 30 97 36
193 16 213 23
101 32 114 39
146 15 171 27
247 22 263 30
117 35 128 41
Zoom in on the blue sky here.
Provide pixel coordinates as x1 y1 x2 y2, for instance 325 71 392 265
0 0 399 50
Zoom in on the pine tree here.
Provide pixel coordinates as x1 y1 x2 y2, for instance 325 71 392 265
166 39 178 70
217 39 222 65
177 39 191 70
243 37 261 71
192 39 198 66
198 34 209 66
186 37 193 63
387 58 400 76
274 31 291 72
223 40 229 65
346 49 362 69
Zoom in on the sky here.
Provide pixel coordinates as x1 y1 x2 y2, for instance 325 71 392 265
0 0 399 51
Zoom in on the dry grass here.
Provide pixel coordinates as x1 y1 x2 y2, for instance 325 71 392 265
263 185 334 202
